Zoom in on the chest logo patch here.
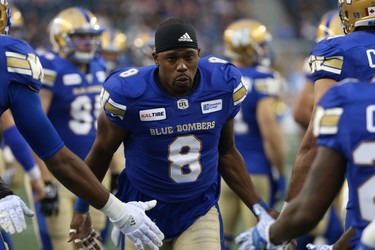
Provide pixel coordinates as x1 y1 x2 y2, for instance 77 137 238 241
177 99 189 110
140 108 166 121
201 99 222 114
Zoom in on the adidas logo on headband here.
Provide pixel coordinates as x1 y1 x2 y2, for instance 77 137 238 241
178 32 193 42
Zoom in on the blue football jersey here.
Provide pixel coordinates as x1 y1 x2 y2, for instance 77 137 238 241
309 31 375 82
314 81 375 248
0 35 43 114
100 56 246 203
234 66 280 174
38 51 106 159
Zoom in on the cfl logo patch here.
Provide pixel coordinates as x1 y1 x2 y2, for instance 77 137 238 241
177 99 189 109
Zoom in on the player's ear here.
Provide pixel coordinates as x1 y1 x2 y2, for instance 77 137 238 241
152 52 159 66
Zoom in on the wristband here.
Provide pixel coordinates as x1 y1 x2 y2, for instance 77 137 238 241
27 165 41 181
251 198 270 216
99 193 125 222
74 197 90 213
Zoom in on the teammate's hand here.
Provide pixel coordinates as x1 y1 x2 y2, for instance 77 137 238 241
111 200 164 250
67 212 102 250
0 194 34 234
235 204 285 250
40 181 59 216
306 243 333 250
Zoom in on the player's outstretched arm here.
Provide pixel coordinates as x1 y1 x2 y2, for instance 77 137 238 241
218 119 275 216
285 78 337 202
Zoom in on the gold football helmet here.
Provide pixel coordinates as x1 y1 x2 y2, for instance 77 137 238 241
338 0 375 34
223 19 272 66
9 5 24 38
49 7 103 63
130 30 155 66
101 27 127 72
316 10 344 42
10 5 23 28
0 0 10 35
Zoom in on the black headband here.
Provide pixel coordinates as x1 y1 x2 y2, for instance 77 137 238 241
155 23 198 53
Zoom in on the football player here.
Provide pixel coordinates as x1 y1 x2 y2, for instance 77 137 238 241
273 0 375 248
70 17 276 250
292 10 346 249
293 10 344 130
36 7 111 250
235 79 375 250
0 1 163 250
219 18 286 250
100 26 127 73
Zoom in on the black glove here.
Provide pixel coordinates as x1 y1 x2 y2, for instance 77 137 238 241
110 173 120 194
40 181 59 216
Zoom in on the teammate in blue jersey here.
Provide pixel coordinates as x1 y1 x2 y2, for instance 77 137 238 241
235 80 375 250
0 1 163 250
279 0 375 248
70 17 275 250
219 19 286 250
36 7 121 250
291 10 346 249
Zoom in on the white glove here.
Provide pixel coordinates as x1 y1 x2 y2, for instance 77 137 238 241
235 204 285 250
306 243 333 250
101 194 164 250
111 225 121 247
0 195 34 234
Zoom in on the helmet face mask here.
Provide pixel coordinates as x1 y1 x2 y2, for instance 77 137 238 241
338 0 375 34
223 19 272 66
49 7 103 64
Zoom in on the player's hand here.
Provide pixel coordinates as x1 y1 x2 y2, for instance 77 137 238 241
111 200 164 250
306 243 332 250
235 204 285 250
67 212 102 250
0 194 34 234
40 181 59 216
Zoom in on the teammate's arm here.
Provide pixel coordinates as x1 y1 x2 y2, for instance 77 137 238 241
257 97 285 179
270 146 346 244
293 80 314 129
285 78 337 201
218 119 273 215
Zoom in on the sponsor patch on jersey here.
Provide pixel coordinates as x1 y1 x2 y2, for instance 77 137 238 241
63 73 82 85
201 99 222 114
177 99 189 109
140 108 166 121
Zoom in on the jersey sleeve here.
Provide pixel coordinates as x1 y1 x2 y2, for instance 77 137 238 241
38 52 58 92
1 38 43 92
100 68 146 130
312 84 346 152
9 82 64 160
225 63 247 119
308 38 344 82
253 71 281 100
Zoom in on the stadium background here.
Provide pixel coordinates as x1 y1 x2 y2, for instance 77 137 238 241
6 0 338 249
